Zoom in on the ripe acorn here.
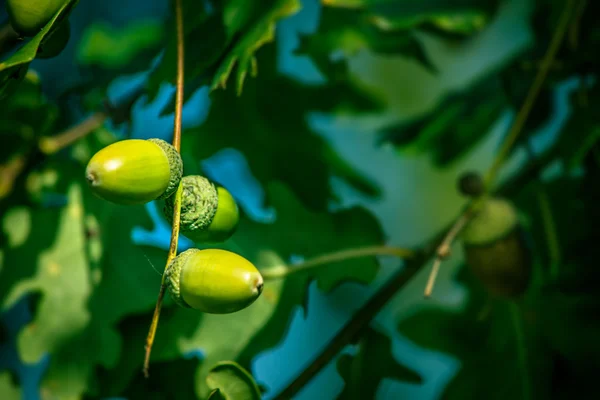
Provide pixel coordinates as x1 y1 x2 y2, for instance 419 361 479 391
6 0 66 37
86 138 183 205
166 248 264 313
163 175 240 243
461 197 531 298
37 20 70 59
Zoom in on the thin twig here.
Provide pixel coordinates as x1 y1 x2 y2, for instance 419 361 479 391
484 0 578 188
143 0 185 378
261 246 415 280
424 206 477 298
0 155 26 199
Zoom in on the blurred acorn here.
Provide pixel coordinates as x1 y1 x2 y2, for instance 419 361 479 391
163 175 240 243
458 171 485 197
461 197 531 298
166 248 263 314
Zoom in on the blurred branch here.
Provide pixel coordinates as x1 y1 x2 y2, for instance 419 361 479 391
0 155 26 199
261 246 415 280
484 0 578 188
143 0 185 378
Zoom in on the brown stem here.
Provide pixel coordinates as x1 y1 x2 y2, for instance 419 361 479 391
261 246 415 280
484 0 578 188
38 112 108 155
0 155 26 199
143 0 185 378
424 204 478 298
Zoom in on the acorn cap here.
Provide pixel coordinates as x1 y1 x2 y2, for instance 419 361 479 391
163 175 219 232
166 248 264 314
461 198 518 246
147 138 183 200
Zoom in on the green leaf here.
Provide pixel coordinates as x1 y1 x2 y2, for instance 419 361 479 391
76 19 165 70
336 327 422 400
148 0 300 104
378 76 507 165
297 5 434 79
0 372 21 400
206 361 261 400
184 47 381 210
0 0 79 98
1 183 90 366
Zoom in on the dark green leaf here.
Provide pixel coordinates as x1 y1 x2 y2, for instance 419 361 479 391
76 19 165 70
206 361 261 400
148 0 300 104
0 0 79 98
184 46 381 210
378 76 506 165
336 327 422 400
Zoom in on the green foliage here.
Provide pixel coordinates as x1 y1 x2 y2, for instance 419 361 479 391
2 0 600 399
378 76 506 165
206 361 261 400
76 20 165 70
336 328 422 400
0 0 78 98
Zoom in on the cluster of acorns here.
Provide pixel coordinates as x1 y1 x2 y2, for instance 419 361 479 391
86 138 264 314
6 0 71 59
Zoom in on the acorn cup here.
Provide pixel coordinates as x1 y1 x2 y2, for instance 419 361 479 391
85 138 183 205
6 0 67 37
163 175 240 244
461 198 532 298
166 248 264 314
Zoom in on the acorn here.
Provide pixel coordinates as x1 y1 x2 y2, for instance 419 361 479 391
461 197 531 298
457 171 485 198
166 248 264 313
37 20 70 59
6 0 67 37
163 175 240 243
85 138 183 205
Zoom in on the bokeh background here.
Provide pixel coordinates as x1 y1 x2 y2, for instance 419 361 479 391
0 0 589 399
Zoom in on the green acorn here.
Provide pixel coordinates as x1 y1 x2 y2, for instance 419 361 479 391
6 0 66 37
166 248 264 314
37 20 70 59
461 197 531 298
163 175 240 243
86 138 183 205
